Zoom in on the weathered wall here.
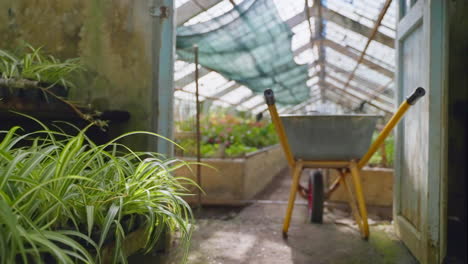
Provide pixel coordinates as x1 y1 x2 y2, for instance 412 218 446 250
0 0 155 150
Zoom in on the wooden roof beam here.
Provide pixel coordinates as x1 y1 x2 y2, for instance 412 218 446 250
176 0 396 88
285 92 321 114
233 92 258 106
287 96 322 114
175 67 211 88
340 0 393 91
296 39 393 78
176 0 223 26
286 5 394 49
325 62 392 100
175 88 240 107
206 82 242 104
322 39 394 77
323 81 393 113
327 74 393 106
321 92 355 112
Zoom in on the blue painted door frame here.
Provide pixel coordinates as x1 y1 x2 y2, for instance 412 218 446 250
394 0 448 263
151 0 175 157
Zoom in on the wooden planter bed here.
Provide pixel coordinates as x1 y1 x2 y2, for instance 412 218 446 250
175 144 287 205
327 167 394 207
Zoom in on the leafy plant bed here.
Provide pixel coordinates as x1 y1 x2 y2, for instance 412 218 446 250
175 144 287 204
175 114 278 158
0 122 194 263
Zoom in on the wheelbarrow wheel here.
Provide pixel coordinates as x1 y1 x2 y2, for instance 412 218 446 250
308 171 324 223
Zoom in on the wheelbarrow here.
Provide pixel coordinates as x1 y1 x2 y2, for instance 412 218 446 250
263 87 426 239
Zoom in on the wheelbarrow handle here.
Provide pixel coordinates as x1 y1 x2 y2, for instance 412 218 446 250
358 87 426 169
264 89 276 105
264 89 295 168
406 87 426 105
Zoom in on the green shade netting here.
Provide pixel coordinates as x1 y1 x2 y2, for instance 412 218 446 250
176 0 310 105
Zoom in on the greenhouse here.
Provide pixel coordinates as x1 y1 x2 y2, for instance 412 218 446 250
0 0 466 263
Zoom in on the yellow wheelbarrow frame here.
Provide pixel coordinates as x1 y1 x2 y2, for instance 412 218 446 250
264 87 426 239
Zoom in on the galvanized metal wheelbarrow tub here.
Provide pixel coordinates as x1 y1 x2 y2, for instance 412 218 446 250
264 87 426 240
281 114 379 161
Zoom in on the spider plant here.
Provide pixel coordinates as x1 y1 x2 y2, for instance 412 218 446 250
0 45 84 90
0 117 196 263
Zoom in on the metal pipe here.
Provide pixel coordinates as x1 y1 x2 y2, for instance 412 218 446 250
194 44 202 208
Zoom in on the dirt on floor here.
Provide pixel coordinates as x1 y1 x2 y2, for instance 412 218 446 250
162 169 418 264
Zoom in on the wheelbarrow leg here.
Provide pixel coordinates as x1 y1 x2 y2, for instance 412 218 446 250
340 171 364 234
350 161 369 239
282 161 303 239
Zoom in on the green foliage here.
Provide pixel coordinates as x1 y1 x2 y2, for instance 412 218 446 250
200 143 219 157
369 132 395 167
0 120 195 263
0 44 84 89
224 143 257 157
175 114 278 158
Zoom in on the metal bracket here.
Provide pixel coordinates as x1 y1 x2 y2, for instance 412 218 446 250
150 5 169 18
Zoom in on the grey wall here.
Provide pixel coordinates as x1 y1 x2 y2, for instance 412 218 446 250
0 0 173 152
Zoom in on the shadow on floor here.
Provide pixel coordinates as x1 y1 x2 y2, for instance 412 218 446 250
162 169 417 264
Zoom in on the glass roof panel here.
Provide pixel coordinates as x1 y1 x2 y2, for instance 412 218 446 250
240 95 264 109
252 105 268 114
325 20 367 51
307 75 319 86
175 0 396 113
219 86 253 104
354 64 392 86
272 0 306 22
295 48 317 65
327 0 396 33
184 1 236 26
180 71 228 95
325 72 393 105
175 90 204 101
175 61 194 81
291 20 312 52
175 0 190 9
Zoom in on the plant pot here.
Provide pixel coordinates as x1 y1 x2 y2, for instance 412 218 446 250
0 86 9 99
0 78 69 105
101 226 170 264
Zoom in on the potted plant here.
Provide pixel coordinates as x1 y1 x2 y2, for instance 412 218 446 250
0 45 83 107
0 118 196 263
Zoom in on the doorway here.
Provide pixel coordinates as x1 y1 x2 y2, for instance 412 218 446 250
445 1 468 262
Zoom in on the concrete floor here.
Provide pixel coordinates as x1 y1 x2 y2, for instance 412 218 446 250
165 169 418 264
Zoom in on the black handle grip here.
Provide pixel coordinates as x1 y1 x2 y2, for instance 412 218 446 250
264 89 275 106
406 87 426 105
